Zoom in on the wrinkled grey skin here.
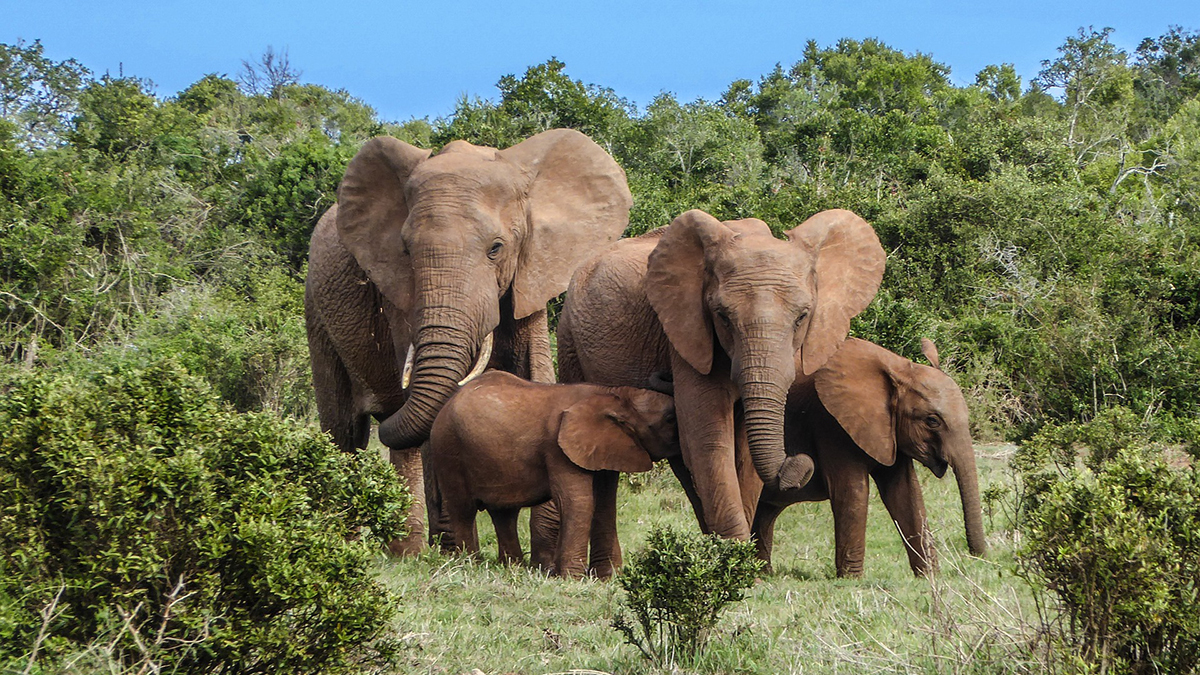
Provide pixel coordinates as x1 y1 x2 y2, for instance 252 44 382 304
553 209 885 543
305 130 631 553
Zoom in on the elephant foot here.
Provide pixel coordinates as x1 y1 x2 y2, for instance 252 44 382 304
777 453 815 491
387 530 428 557
589 563 617 580
429 530 457 554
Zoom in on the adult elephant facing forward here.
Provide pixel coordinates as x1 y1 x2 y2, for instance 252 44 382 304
305 130 632 553
556 209 885 541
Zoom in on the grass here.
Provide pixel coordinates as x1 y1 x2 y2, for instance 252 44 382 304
378 446 1049 674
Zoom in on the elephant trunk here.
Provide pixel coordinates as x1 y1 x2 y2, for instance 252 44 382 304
379 306 480 449
951 439 988 557
741 365 811 491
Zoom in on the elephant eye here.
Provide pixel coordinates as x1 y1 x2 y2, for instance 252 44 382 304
488 240 504 259
925 415 941 428
715 308 732 326
795 310 809 327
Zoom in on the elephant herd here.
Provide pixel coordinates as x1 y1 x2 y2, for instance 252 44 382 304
304 129 987 580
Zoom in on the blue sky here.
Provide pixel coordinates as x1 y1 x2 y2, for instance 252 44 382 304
4 1 1198 122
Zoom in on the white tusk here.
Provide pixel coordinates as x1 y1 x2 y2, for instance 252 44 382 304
401 343 415 390
458 332 493 386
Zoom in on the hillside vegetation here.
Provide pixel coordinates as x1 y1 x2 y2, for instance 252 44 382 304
3 29 1199 437
2 27 1200 674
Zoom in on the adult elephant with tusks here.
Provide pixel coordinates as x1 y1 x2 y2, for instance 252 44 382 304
305 129 632 554
554 208 886 544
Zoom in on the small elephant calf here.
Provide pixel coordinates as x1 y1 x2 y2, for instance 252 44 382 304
754 338 986 578
429 370 679 579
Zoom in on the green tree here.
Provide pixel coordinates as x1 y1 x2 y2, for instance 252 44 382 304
0 40 89 146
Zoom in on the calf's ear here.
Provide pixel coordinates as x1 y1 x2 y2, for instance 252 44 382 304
557 395 654 473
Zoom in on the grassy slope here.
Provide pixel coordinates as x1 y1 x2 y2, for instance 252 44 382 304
380 447 1044 675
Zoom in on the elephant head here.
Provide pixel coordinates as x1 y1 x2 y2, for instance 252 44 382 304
814 338 987 557
644 209 885 492
337 130 632 449
557 388 680 472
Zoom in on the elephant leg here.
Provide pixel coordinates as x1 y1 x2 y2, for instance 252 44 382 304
518 308 555 384
489 508 524 565
552 469 595 579
587 470 621 579
555 313 584 384
874 460 936 576
492 301 556 384
529 500 559 573
306 308 371 452
827 464 871 578
441 485 479 556
387 446 428 556
422 448 456 553
671 352 748 539
750 499 786 574
667 456 711 534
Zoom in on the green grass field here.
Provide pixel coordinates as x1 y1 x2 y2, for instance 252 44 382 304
378 446 1048 674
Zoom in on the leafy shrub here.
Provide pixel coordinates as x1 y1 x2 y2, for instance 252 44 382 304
231 130 353 271
612 526 763 668
0 358 410 674
133 269 314 419
1014 409 1200 674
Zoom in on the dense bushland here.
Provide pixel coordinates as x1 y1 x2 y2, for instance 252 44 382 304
3 30 1198 438
2 26 1200 673
0 356 410 673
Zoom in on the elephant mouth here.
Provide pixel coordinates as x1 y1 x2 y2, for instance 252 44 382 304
401 332 494 391
931 459 949 478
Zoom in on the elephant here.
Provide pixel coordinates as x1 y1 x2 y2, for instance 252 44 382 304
554 208 886 542
428 371 679 579
305 129 632 553
751 338 988 578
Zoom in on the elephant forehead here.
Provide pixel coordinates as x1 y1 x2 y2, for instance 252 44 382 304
709 244 810 284
407 152 525 197
913 368 967 414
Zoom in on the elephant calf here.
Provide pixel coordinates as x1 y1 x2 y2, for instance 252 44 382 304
753 338 987 578
429 371 679 579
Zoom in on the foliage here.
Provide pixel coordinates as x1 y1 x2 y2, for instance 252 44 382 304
132 268 314 419
1013 408 1200 674
0 358 410 673
611 526 763 668
3 25 1200 439
231 130 353 270
0 40 89 146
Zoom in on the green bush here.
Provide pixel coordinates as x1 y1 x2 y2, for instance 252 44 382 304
1014 409 1200 674
133 269 314 419
612 526 763 668
0 358 410 674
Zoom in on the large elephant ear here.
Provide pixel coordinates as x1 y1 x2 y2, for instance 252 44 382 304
558 395 654 473
336 137 431 313
500 129 632 319
787 209 886 375
814 339 897 466
645 210 728 375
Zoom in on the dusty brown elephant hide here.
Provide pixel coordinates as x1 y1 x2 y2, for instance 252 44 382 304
429 371 678 579
753 338 988 578
553 208 885 546
305 129 631 553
